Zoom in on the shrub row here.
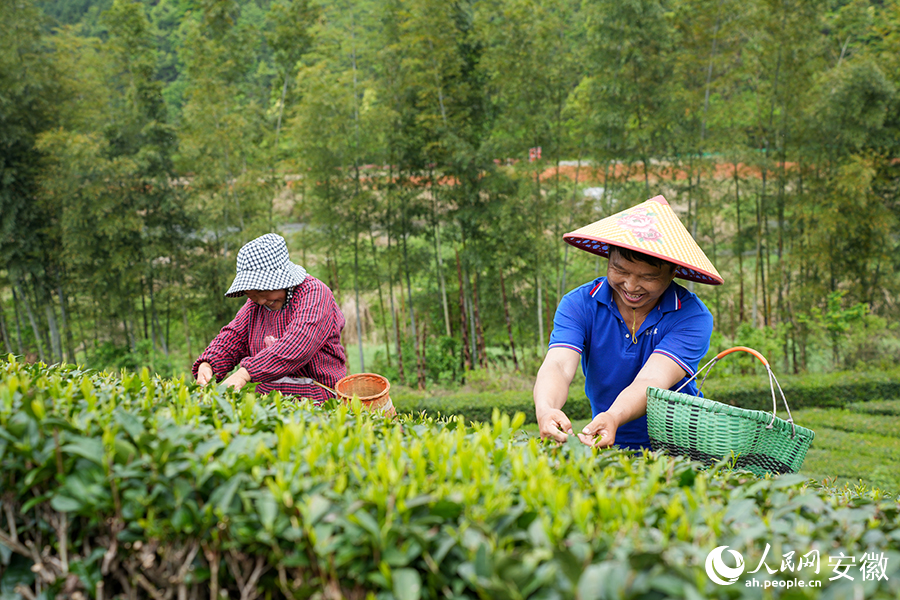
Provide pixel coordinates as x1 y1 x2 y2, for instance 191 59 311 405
2 357 900 600
394 368 900 424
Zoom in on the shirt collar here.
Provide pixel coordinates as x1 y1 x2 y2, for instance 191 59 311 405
655 282 682 314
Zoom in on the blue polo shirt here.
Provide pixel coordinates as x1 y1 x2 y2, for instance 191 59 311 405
549 277 713 449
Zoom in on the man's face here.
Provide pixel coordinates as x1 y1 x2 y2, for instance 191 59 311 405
245 289 287 311
606 251 676 313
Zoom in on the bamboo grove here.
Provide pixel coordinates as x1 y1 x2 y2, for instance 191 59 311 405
1 0 899 386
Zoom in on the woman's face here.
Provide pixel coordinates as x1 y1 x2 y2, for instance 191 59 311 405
245 289 287 311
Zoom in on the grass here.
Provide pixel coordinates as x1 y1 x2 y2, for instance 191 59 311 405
519 400 900 493
795 404 900 492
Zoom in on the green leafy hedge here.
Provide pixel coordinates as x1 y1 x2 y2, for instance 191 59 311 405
2 357 900 600
397 388 594 424
394 369 900 424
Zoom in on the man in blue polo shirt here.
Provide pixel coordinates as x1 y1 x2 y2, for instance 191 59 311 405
533 195 722 449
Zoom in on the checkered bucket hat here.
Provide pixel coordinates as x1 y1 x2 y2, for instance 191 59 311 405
225 234 308 297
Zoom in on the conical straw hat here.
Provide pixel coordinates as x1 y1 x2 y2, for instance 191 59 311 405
563 195 723 285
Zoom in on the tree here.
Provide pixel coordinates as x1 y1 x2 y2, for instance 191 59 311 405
0 0 61 360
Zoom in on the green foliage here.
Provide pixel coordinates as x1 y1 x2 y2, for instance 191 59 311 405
394 368 900 424
4 0 900 383
396 387 592 425
0 0 59 268
797 402 900 492
702 368 900 410
372 335 462 388
86 340 181 378
3 358 900 599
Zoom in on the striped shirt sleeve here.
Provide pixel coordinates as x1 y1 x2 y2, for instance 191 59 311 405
193 301 253 381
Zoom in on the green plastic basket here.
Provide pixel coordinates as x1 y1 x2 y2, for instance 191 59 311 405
646 346 815 477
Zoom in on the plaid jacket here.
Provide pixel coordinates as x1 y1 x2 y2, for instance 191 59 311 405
193 276 347 401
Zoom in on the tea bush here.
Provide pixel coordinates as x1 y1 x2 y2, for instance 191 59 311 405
394 368 900 424
2 357 900 600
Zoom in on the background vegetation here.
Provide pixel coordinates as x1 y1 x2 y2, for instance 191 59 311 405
2 0 900 389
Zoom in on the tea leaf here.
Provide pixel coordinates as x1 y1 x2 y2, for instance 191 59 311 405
392 568 422 600
61 436 104 465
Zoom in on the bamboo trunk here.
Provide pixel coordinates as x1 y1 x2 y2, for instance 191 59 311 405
734 160 745 329
386 243 404 382
416 318 426 390
431 185 451 338
710 208 721 330
165 292 171 356
353 228 365 372
536 273 544 350
464 269 476 367
776 111 789 326
140 276 150 342
498 267 519 372
15 282 45 362
92 297 101 350
45 302 62 365
182 304 193 363
368 226 392 367
124 278 137 350
533 169 545 350
125 314 137 351
384 194 404 381
149 270 167 356
70 297 90 355
0 303 12 355
758 30 784 328
393 289 405 383
329 252 341 301
31 279 53 361
12 289 25 355
57 283 77 363
402 232 421 388
471 273 487 368
545 288 554 347
455 249 472 371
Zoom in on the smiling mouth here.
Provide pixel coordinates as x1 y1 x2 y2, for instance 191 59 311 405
622 291 645 303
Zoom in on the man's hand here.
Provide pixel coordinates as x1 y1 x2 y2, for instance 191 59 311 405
577 412 618 448
533 347 581 443
222 367 252 391
196 362 214 386
580 353 688 448
537 408 574 443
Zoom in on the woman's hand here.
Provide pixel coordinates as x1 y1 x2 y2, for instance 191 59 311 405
222 367 252 391
196 362 214 386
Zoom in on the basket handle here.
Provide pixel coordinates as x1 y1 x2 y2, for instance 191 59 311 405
674 346 797 436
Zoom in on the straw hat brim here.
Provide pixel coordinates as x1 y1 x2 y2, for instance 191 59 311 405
563 195 723 286
224 262 308 297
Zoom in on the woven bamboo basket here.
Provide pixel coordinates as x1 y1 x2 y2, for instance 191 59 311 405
646 346 815 477
335 373 396 418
